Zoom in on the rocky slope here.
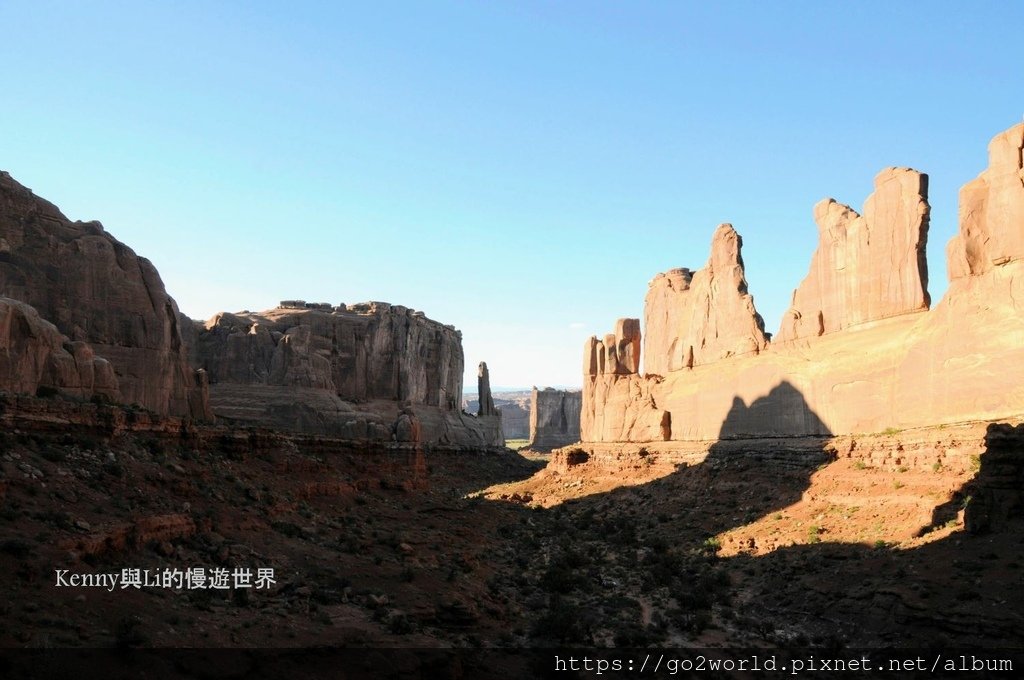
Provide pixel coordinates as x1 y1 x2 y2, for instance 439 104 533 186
5 396 1021 655
582 123 1024 443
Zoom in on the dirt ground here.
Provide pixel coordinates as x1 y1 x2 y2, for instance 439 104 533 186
1 412 1022 653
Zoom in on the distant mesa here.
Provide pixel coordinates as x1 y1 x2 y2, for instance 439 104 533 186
184 302 502 447
463 390 531 439
527 387 582 452
581 122 1024 444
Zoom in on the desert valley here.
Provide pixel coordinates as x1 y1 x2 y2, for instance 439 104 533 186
1 117 1023 677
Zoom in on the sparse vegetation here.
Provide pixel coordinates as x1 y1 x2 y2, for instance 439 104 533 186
0 403 1017 652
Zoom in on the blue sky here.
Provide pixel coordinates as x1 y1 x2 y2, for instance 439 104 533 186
1 1 1021 390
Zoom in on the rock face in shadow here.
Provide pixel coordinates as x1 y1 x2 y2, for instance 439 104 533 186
925 422 1024 535
0 172 501 447
962 423 1024 533
0 297 120 401
477 361 496 415
527 387 581 451
495 395 529 439
716 381 830 439
0 172 211 420
186 303 503 447
643 224 768 375
581 123 1024 443
777 168 931 342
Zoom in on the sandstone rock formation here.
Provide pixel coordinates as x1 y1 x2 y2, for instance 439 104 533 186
777 168 930 342
581 123 1024 444
583 318 642 379
582 320 670 443
0 171 502 448
496 394 528 439
477 362 496 415
394 403 423 444
187 302 463 406
947 124 1024 280
185 303 503 447
643 224 768 375
0 172 211 420
0 297 120 401
463 391 530 439
527 387 582 451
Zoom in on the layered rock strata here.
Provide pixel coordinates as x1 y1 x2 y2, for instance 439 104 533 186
186 303 503 447
0 172 210 420
582 123 1024 444
527 387 582 451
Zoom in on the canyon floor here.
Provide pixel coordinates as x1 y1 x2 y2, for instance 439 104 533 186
1 403 1022 657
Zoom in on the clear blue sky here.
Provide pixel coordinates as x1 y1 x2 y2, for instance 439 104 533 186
1 1 1021 391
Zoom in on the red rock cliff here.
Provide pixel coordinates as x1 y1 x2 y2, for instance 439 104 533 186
0 172 210 420
580 123 1024 443
185 302 503 447
777 167 930 342
643 224 768 375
